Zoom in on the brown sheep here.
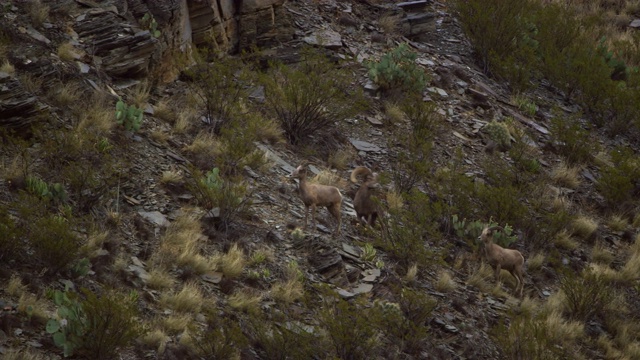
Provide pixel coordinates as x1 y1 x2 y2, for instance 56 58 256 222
478 226 525 297
350 166 381 228
290 163 343 235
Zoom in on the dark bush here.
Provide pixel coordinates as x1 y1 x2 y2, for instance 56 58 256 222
260 48 366 145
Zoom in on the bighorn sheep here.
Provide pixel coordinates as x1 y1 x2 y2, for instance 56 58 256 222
478 226 525 297
290 163 343 235
350 166 381 227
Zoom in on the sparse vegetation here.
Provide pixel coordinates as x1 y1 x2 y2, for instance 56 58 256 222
367 43 428 95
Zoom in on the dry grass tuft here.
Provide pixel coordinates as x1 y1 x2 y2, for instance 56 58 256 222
249 246 275 265
128 80 152 108
554 229 579 250
152 210 208 274
618 252 640 284
270 278 304 304
378 13 400 34
160 313 193 335
311 169 347 188
153 100 178 123
161 169 184 185
544 311 584 344
384 102 406 125
328 149 355 171
215 243 246 279
607 214 628 232
139 328 171 354
591 242 614 265
466 262 493 292
435 270 456 292
17 293 48 324
57 42 80 61
1 59 15 74
386 190 404 210
147 269 175 290
18 73 43 94
526 252 545 272
571 215 598 240
76 92 115 135
6 275 28 298
550 163 581 189
29 0 50 28
3 348 46 360
228 288 262 314
160 282 204 313
404 263 418 282
173 107 196 134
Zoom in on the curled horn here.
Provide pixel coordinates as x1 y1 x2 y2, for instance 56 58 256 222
350 166 374 183
489 225 504 232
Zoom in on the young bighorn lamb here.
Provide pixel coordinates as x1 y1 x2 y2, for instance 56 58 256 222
290 163 343 235
350 166 381 227
478 226 525 297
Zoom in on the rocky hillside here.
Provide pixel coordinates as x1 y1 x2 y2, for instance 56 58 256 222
1 0 640 359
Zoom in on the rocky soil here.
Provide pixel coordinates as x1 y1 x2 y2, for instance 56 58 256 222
0 0 639 359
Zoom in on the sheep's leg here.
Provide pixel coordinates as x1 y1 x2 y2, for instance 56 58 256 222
516 270 524 297
509 270 520 295
494 264 501 283
370 212 378 228
311 204 317 230
303 205 309 229
328 204 341 235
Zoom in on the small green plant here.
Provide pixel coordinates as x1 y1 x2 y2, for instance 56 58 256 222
513 95 538 116
596 146 640 211
47 287 143 359
46 286 85 357
28 215 80 274
140 13 160 38
25 176 68 203
483 120 512 151
549 109 594 165
367 43 427 95
361 243 377 262
453 216 517 248
115 99 143 132
186 167 251 231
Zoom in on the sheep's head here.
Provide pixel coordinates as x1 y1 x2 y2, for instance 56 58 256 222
290 163 308 180
478 226 503 244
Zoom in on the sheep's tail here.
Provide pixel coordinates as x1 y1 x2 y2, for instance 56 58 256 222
350 166 373 183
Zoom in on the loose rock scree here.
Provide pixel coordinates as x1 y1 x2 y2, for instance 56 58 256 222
290 163 343 235
478 226 525 297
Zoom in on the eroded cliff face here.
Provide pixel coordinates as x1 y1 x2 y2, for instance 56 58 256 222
77 0 292 80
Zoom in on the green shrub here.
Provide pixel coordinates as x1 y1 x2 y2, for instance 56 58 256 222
474 182 529 233
389 97 439 192
28 215 80 274
376 190 445 271
375 288 436 355
194 311 248 359
366 43 427 95
453 216 518 248
115 99 143 132
560 270 614 321
318 292 379 359
596 146 640 210
261 48 366 144
186 167 251 231
0 206 22 262
452 0 535 74
249 314 319 360
549 109 595 165
183 51 250 135
47 287 143 359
